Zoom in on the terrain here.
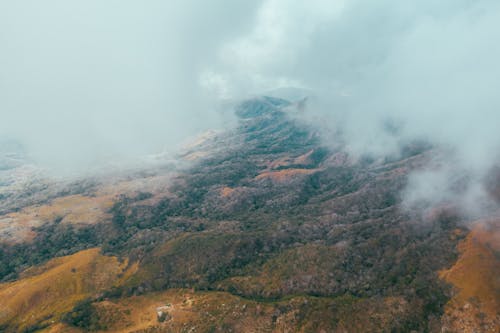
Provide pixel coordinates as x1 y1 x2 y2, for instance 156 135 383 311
0 97 498 332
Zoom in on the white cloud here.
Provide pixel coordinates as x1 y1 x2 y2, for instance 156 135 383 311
1 0 499 214
203 0 500 215
0 0 263 174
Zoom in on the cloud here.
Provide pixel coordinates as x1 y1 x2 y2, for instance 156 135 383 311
207 0 500 216
1 0 499 215
0 0 263 174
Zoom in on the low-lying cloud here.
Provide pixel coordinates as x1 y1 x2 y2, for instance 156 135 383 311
0 0 262 173
2 0 500 215
207 0 500 216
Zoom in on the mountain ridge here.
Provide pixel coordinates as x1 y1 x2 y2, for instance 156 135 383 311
0 97 498 332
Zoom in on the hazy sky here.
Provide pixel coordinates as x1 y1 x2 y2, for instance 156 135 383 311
0 0 263 171
1 1 500 213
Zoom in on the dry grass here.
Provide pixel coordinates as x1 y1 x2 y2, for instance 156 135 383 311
439 220 500 332
0 173 174 244
0 248 128 331
255 168 319 182
220 186 236 198
44 290 277 333
0 194 113 244
44 289 412 333
266 150 314 170
40 323 81 333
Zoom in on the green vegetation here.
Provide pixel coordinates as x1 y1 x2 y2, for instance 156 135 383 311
0 220 101 281
62 298 103 331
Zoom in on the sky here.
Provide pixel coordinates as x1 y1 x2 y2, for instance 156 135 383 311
1 0 500 214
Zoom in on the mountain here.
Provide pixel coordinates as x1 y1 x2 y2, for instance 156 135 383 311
0 97 498 332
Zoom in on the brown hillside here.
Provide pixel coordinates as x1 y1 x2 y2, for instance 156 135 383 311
440 220 500 332
0 248 128 332
43 290 413 333
0 173 174 244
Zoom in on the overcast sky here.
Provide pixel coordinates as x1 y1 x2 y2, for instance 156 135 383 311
0 0 263 171
1 1 500 213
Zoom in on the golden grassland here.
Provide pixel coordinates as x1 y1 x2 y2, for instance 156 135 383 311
0 241 412 332
0 217 498 332
40 289 411 333
439 220 500 332
42 289 278 333
0 248 129 332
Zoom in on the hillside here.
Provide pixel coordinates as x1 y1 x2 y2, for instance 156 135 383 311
0 97 498 332
0 248 128 332
440 220 500 332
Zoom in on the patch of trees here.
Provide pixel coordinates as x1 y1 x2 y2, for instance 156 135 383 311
0 220 101 281
62 298 103 331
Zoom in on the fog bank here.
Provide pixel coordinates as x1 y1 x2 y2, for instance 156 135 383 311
2 1 500 215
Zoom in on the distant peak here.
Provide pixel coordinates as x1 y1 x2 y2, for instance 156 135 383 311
235 96 290 119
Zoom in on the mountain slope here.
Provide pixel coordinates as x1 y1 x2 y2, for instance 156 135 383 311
0 97 498 332
0 248 128 332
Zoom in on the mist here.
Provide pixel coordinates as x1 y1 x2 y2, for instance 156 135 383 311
2 1 500 215
207 0 500 216
0 0 263 174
